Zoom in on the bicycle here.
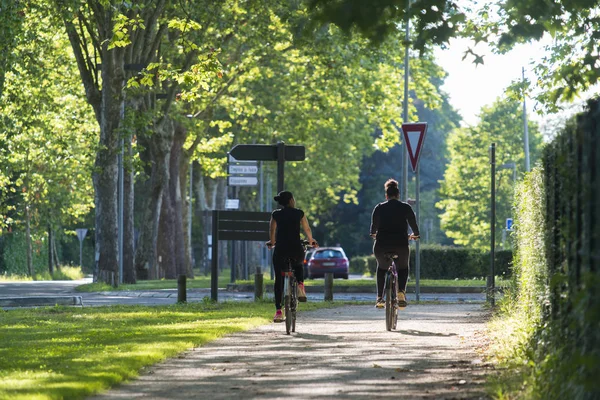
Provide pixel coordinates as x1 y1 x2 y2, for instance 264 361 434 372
383 251 400 331
267 240 315 334
281 240 315 334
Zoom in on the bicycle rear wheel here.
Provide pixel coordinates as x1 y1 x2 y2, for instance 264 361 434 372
385 274 393 331
284 277 292 334
291 281 297 333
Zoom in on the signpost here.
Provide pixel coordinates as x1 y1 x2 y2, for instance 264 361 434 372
400 122 428 302
225 199 240 209
227 176 258 186
75 228 88 269
229 142 305 193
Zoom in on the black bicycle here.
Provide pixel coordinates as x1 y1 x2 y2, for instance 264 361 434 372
279 240 314 335
383 251 399 331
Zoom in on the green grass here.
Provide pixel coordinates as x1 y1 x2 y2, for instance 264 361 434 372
0 267 85 282
0 300 346 400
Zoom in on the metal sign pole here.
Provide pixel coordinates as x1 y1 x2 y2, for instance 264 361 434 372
489 143 496 306
415 165 420 302
277 141 285 193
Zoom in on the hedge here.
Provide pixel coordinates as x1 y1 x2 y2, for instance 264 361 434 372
494 98 600 399
0 232 49 276
350 245 512 279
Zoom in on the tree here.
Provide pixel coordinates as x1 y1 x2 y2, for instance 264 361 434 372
309 0 600 111
0 2 96 274
312 65 461 256
437 96 543 249
476 1 600 109
0 0 25 98
307 0 467 50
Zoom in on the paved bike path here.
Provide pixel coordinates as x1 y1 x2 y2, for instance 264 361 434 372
92 303 491 399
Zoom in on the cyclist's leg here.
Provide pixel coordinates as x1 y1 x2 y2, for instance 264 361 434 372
395 245 410 309
291 257 307 302
272 250 285 310
373 241 391 301
395 245 410 292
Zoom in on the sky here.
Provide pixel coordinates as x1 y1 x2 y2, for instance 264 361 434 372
434 38 547 127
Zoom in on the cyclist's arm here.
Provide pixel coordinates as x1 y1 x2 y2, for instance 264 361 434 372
300 216 315 244
370 205 380 237
269 217 277 244
406 206 420 237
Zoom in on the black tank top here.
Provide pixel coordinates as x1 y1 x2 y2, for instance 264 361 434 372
272 207 304 256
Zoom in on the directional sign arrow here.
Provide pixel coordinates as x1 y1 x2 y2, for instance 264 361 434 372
229 144 305 161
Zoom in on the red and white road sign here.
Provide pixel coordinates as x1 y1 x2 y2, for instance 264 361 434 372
401 122 428 172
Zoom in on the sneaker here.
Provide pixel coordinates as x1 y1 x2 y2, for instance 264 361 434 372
375 297 385 309
297 283 307 302
397 291 407 310
273 309 284 323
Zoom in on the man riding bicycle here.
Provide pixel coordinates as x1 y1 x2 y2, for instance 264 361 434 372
370 179 420 309
266 191 318 323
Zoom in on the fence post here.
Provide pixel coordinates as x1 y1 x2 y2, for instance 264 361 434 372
177 274 187 303
324 273 333 301
254 266 263 300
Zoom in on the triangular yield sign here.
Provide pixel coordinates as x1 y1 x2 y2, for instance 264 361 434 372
400 122 428 172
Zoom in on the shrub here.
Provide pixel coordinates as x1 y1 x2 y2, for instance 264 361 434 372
0 231 49 276
350 245 513 279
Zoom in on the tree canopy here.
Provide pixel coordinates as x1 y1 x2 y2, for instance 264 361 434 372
437 96 543 249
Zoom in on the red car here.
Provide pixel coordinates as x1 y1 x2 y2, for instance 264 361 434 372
306 247 349 279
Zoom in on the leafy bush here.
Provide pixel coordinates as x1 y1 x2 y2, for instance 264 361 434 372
489 99 600 399
0 231 49 276
350 245 513 279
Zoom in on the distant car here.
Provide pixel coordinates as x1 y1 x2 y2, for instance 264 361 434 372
303 248 315 279
306 247 349 279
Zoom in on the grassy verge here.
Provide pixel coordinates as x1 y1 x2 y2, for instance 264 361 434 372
0 267 84 282
76 274 509 293
0 300 348 400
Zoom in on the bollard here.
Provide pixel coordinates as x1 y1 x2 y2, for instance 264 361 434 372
254 267 263 300
324 273 333 301
177 274 187 303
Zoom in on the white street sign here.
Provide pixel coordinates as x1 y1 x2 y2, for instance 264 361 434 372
225 199 240 209
75 228 88 243
228 176 258 186
228 165 258 174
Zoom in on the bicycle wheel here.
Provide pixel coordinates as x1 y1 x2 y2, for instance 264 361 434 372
291 280 297 333
392 277 399 330
385 273 393 331
284 277 292 335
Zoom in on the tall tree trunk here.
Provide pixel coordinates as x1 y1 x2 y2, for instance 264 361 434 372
94 18 126 286
25 205 33 277
134 119 172 279
180 158 195 278
123 136 136 283
48 225 54 275
158 123 186 279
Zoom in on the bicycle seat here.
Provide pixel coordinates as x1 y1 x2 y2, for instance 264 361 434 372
383 252 399 259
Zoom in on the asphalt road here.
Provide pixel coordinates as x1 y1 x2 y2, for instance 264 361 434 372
0 279 486 308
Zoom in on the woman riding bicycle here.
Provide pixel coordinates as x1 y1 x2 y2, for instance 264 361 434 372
266 191 318 323
370 179 420 309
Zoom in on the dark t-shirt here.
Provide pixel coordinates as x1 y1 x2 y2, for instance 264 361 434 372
370 199 419 246
272 207 304 257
